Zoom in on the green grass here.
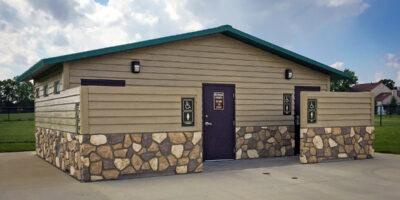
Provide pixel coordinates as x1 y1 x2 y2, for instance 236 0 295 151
374 115 400 154
0 113 34 122
0 113 399 154
0 119 35 152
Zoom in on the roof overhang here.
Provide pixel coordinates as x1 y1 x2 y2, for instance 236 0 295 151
17 25 351 82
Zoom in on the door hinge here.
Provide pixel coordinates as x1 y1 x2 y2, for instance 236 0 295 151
233 93 235 99
233 120 236 126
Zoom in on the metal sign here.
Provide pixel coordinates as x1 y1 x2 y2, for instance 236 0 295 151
307 99 317 123
213 92 224 110
181 98 195 126
283 93 292 115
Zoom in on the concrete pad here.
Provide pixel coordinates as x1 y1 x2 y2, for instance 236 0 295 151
0 152 399 200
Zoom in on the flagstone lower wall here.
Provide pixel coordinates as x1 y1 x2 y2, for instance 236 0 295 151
35 127 84 179
299 126 374 163
235 126 295 159
35 127 203 182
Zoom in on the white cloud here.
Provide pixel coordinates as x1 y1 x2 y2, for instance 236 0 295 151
0 0 369 81
397 71 400 84
184 21 204 32
164 0 181 20
0 67 13 80
374 72 385 82
386 53 400 69
330 61 345 70
322 0 368 8
316 0 369 16
385 53 400 84
0 0 207 80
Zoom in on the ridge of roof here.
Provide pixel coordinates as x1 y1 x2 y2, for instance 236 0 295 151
351 82 381 92
17 25 350 81
375 92 392 101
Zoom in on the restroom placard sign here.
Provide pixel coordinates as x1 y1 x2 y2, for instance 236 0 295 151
213 92 224 110
283 94 292 115
307 99 317 123
181 98 195 126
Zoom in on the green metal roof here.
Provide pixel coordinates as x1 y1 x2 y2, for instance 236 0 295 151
17 25 350 81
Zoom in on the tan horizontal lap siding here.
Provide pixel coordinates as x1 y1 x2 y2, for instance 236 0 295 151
35 87 80 132
300 92 374 128
68 34 330 128
86 86 201 134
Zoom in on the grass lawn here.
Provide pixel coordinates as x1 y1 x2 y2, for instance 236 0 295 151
0 120 35 152
374 115 400 154
0 113 399 154
0 112 34 122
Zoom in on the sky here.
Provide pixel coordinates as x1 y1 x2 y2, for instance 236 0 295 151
0 0 399 86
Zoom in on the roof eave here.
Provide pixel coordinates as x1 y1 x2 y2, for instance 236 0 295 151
16 60 46 82
17 25 350 81
17 25 231 82
221 28 351 80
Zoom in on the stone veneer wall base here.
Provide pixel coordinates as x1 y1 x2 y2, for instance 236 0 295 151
235 126 295 159
299 126 374 164
35 127 203 182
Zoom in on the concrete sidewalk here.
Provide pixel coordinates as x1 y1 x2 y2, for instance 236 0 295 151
0 152 399 200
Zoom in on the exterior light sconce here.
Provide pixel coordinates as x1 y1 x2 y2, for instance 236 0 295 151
285 69 293 79
131 60 141 73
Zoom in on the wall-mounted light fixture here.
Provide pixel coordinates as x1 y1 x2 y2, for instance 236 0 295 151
131 60 141 73
285 69 293 79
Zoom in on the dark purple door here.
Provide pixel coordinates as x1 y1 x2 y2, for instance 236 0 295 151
203 84 235 160
294 86 320 154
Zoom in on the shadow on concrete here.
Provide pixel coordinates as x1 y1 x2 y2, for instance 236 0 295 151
203 156 299 173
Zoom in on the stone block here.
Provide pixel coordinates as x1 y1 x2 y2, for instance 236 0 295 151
132 143 142 152
171 145 184 158
247 149 259 158
97 145 113 159
149 158 158 171
114 158 130 171
278 126 287 134
123 134 132 148
152 133 167 144
142 134 153 148
158 156 169 171
114 149 127 158
121 166 135 175
366 126 374 134
90 135 107 146
102 170 119 179
130 134 142 143
312 135 323 149
236 149 242 159
245 126 254 133
108 134 124 145
176 166 187 174
338 153 348 158
328 138 338 147
169 132 186 144
90 161 102 175
192 132 202 145
131 154 143 171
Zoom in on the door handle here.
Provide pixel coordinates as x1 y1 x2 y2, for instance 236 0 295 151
295 115 300 125
205 122 213 126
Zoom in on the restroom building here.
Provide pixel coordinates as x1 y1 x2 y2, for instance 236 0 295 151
18 25 374 181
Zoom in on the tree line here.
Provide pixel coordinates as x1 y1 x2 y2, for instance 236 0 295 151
330 68 397 92
0 77 34 108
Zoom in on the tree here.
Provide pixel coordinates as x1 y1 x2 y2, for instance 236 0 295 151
0 77 34 108
389 96 398 115
330 68 358 92
379 79 396 90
